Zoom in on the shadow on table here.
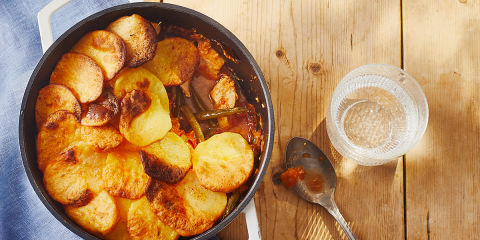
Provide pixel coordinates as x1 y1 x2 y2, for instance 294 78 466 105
296 118 401 239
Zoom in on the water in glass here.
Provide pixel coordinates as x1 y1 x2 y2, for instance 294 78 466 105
326 64 428 165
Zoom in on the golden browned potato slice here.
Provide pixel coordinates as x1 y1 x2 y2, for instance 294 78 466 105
81 88 119 126
103 151 149 199
127 197 179 240
113 67 171 146
37 111 80 172
146 171 227 236
80 125 124 151
196 38 225 80
50 52 104 103
119 89 151 136
143 37 199 86
66 190 119 235
35 84 81 129
105 197 133 240
116 197 133 220
37 111 123 172
105 223 130 240
210 74 238 128
43 144 108 204
116 140 141 152
77 145 108 194
106 14 156 67
192 132 254 193
72 30 126 80
43 148 92 207
140 132 191 183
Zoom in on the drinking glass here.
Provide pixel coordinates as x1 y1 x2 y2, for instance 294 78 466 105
326 64 428 165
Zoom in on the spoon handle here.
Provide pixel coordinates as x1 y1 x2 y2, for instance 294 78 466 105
322 197 356 240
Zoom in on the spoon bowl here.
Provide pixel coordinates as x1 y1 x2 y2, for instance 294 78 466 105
285 137 356 240
285 137 336 201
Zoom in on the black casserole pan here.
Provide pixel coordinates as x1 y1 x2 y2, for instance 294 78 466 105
19 2 274 239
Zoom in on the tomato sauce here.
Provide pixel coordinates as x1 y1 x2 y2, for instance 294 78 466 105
280 166 306 188
164 25 262 154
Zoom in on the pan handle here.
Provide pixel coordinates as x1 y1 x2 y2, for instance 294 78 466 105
37 0 71 53
37 0 137 52
37 0 262 239
244 199 261 239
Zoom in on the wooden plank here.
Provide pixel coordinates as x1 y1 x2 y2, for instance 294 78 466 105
164 0 404 239
403 1 480 239
217 213 248 240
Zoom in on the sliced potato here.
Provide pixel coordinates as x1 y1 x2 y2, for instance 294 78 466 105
71 30 126 80
81 88 119 126
119 90 152 136
112 67 161 98
106 14 156 67
105 197 133 240
103 151 149 199
127 197 179 240
50 52 104 103
43 148 92 207
146 171 227 236
80 125 124 151
192 132 253 193
37 111 80 172
43 144 108 206
113 67 171 146
196 38 224 80
140 132 191 183
116 140 141 152
37 111 123 172
35 84 81 129
210 74 238 128
78 145 108 194
143 37 199 86
116 197 134 220
105 219 130 240
66 190 119 235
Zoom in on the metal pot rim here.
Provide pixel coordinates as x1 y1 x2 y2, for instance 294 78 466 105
19 2 274 240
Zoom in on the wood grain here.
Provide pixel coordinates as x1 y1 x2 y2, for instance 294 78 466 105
164 0 404 239
217 213 248 240
403 0 480 239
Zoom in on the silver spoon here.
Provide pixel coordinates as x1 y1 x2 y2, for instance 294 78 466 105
285 137 356 240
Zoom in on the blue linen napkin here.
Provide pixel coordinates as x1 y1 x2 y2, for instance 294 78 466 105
0 1 127 239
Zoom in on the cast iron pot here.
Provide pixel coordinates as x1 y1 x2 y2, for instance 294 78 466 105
19 2 274 239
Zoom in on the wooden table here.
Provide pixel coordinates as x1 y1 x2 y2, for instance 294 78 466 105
162 0 479 239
